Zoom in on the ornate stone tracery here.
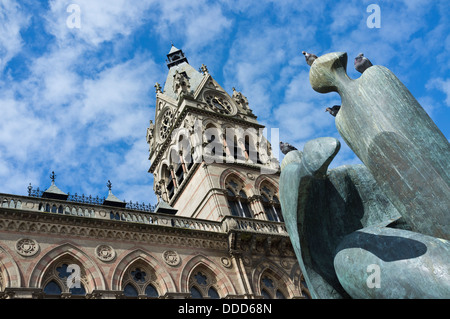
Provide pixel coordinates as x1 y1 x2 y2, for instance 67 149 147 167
41 256 88 296
159 108 175 141
188 266 220 299
121 260 160 298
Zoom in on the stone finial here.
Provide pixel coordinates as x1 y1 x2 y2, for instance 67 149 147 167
200 64 209 75
155 82 162 94
50 171 56 183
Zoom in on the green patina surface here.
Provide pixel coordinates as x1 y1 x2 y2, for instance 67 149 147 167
279 52 450 299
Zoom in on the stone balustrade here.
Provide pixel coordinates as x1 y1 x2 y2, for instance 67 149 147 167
0 193 286 236
221 215 288 235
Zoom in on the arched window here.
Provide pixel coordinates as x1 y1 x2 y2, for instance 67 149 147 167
244 134 261 162
175 163 184 186
185 153 194 171
225 178 253 218
121 262 159 299
124 283 138 297
260 184 283 222
176 132 193 173
43 280 62 295
189 268 220 299
233 136 241 161
190 286 203 299
207 134 216 156
259 272 288 299
145 284 159 298
41 258 87 298
240 131 262 164
204 124 222 160
161 164 175 201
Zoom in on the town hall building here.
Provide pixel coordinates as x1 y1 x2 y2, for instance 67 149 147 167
0 46 309 299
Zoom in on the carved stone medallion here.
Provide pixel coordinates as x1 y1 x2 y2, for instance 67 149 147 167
220 256 232 268
95 244 116 262
15 238 39 257
163 250 181 267
280 259 290 269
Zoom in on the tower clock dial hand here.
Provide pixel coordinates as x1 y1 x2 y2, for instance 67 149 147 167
213 97 224 109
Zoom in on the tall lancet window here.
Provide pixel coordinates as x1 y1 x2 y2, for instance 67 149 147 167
260 183 283 222
225 178 253 218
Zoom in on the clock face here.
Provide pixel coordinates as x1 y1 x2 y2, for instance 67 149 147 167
159 109 174 140
205 94 233 115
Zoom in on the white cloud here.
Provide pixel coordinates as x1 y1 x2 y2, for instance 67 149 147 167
155 0 231 50
46 0 156 46
79 55 157 138
427 78 450 107
329 1 362 34
0 97 56 161
0 0 30 71
23 45 84 108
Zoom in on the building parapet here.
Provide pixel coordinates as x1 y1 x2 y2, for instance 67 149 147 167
0 193 287 237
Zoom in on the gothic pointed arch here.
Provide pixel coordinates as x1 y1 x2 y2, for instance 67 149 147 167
220 170 255 218
0 245 22 289
254 175 279 191
180 255 236 298
111 249 176 295
158 162 175 202
41 255 88 296
219 168 248 190
290 261 311 299
28 243 105 292
251 259 298 299
255 176 283 222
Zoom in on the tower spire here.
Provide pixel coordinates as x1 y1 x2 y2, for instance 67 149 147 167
166 44 188 69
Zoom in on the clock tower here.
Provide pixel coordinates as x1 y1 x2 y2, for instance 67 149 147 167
147 45 282 222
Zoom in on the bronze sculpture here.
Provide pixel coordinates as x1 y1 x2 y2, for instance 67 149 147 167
280 52 450 299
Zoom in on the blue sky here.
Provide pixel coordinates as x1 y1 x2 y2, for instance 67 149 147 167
0 0 449 205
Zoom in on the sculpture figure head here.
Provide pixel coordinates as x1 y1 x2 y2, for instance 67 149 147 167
309 52 350 94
